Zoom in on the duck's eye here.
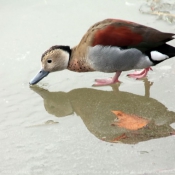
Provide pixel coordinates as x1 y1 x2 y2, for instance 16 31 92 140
47 60 52 63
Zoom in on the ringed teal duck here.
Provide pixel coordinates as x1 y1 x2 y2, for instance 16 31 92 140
30 18 175 86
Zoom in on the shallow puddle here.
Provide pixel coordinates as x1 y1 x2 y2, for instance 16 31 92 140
0 0 175 174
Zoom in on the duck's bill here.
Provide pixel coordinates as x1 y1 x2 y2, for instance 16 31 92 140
29 68 49 85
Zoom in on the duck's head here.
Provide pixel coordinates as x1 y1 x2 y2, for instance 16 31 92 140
29 45 71 85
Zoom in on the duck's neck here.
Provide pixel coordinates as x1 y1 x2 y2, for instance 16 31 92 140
67 46 94 72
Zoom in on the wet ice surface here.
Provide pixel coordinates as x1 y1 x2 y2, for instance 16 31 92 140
0 0 175 174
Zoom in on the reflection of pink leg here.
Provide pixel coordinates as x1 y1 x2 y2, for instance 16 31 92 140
93 71 121 86
127 67 152 79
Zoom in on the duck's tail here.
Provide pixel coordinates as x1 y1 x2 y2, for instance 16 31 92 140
155 44 175 58
146 44 175 65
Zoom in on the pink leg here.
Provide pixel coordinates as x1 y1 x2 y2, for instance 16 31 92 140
93 71 121 86
127 67 152 79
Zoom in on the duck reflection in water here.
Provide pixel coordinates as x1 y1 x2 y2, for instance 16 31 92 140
30 79 175 144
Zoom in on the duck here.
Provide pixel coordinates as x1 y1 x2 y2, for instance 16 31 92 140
29 18 175 86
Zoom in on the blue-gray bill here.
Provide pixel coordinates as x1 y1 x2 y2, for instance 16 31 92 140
29 68 49 85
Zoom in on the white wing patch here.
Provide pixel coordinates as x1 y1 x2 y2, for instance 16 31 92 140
151 51 169 61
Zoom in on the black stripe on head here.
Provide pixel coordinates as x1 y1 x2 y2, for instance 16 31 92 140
41 45 71 61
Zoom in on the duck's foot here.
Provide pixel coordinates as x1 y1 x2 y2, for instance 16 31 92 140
127 67 152 79
93 72 121 86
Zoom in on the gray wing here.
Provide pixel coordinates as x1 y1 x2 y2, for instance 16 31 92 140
88 46 153 72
